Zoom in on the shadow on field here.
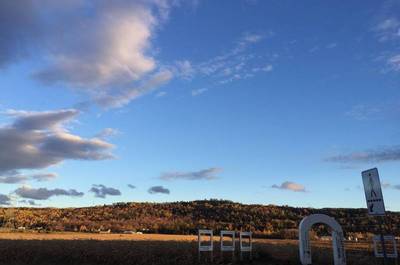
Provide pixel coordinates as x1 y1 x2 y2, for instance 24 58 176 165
0 239 379 265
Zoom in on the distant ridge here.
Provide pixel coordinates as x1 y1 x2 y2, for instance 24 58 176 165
1 199 399 238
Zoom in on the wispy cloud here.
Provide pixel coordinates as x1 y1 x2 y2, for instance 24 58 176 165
89 184 121 198
94 69 173 108
271 181 306 192
252 64 273 73
380 182 400 190
326 146 400 163
191 88 208 96
0 172 57 184
155 91 167 98
174 60 195 80
148 186 170 194
184 32 274 93
326 42 338 49
30 173 57 182
0 175 28 184
160 167 222 181
15 186 84 200
373 17 400 42
19 199 40 206
388 54 400 72
95 128 119 139
345 104 381 120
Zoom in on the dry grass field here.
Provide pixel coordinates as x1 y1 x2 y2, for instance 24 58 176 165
0 232 394 265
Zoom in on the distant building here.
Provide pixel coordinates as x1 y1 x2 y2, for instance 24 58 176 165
99 229 111 234
320 236 332 241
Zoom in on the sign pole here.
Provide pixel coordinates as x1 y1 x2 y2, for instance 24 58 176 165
362 168 388 264
379 216 388 265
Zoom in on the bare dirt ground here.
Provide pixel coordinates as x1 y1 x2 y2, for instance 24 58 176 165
0 232 392 265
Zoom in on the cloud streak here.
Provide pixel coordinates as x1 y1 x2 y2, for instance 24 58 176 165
380 182 400 190
31 173 57 182
373 17 400 42
15 186 84 200
0 172 57 184
19 199 40 206
160 167 222 181
326 146 400 163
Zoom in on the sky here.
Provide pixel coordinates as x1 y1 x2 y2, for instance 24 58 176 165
0 0 400 210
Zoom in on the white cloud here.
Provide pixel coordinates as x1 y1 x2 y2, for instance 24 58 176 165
0 109 113 177
90 184 121 198
148 185 170 194
272 181 306 192
0 1 179 108
34 6 157 88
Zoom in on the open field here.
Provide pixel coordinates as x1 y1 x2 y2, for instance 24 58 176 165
0 232 393 265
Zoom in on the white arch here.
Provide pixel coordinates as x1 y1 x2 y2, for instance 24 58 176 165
299 214 346 265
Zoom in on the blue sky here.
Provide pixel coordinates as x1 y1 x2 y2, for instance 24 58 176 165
0 0 400 210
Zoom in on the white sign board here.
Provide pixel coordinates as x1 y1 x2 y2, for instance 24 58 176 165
239 232 252 252
373 235 398 258
198 230 213 252
362 168 385 216
220 230 235 252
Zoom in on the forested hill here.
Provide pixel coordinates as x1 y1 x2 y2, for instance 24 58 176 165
0 200 399 238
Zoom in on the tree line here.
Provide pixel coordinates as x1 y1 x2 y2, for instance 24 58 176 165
0 199 398 239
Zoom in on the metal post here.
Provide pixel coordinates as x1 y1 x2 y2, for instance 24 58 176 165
198 232 201 263
379 216 388 265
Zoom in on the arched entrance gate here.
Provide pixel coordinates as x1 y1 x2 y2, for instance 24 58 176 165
299 214 346 265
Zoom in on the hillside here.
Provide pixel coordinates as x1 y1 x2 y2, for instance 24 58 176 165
0 200 398 238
